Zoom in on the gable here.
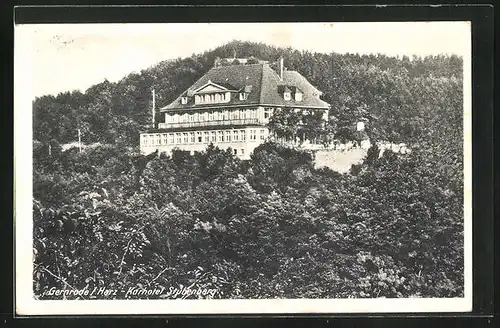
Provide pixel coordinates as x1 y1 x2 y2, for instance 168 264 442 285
193 82 230 94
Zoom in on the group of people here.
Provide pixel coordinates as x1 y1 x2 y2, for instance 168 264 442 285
329 140 371 151
376 142 411 155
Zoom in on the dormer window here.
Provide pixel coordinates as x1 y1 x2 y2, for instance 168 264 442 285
193 81 233 105
181 96 188 104
284 92 291 101
295 92 303 101
239 92 248 101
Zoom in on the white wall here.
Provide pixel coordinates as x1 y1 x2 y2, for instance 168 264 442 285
140 127 269 159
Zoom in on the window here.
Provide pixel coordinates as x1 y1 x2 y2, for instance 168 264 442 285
264 108 272 119
240 109 246 119
211 131 216 142
250 129 256 141
162 134 168 144
234 149 237 155
176 133 181 144
208 111 214 121
240 149 244 155
239 92 248 100
284 92 291 100
190 132 195 143
226 130 232 142
169 133 174 144
204 131 210 143
232 110 239 120
183 133 189 144
197 132 202 143
233 130 239 141
260 129 265 140
240 130 246 141
295 92 303 101
218 131 224 142
181 96 188 104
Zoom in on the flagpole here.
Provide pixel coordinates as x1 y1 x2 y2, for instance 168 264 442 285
152 89 156 128
78 128 82 153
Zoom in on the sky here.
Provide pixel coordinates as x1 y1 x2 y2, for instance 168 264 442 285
15 22 471 97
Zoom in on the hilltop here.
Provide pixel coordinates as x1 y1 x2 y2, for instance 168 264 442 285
33 40 462 151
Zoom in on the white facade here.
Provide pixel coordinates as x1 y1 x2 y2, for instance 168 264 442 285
159 106 272 129
140 126 269 159
140 104 277 159
140 104 328 159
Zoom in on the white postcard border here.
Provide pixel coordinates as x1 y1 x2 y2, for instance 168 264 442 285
14 22 473 315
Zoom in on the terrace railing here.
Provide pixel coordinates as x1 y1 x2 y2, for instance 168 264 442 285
158 118 261 129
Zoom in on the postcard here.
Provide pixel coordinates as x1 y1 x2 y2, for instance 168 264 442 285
15 20 472 315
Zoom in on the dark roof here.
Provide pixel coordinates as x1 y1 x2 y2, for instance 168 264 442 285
278 85 292 94
213 81 239 91
160 63 330 111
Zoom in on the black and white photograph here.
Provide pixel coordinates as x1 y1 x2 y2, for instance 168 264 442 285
15 21 472 314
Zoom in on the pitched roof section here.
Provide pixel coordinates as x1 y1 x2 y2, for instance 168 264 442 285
259 65 329 108
160 63 330 111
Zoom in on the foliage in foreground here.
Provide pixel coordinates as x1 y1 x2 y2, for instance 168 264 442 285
33 140 464 300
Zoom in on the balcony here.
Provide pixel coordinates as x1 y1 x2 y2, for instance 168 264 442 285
158 118 262 130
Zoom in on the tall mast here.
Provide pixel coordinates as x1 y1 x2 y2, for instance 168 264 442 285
152 88 156 128
78 128 82 153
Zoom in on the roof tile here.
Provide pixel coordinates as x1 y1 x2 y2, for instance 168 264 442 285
160 63 329 111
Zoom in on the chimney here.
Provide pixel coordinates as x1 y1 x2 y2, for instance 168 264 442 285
279 56 284 80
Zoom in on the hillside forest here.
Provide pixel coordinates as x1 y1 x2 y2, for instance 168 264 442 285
32 41 464 299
